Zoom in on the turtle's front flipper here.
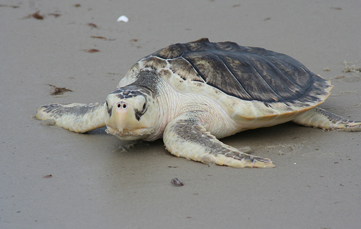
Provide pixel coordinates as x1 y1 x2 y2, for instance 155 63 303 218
36 103 106 133
292 107 361 131
163 114 275 168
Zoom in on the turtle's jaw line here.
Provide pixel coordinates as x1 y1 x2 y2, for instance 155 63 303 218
105 125 151 140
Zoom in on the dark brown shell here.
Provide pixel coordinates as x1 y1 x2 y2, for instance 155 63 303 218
147 38 330 104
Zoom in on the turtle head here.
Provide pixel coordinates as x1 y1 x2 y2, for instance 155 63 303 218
104 86 159 140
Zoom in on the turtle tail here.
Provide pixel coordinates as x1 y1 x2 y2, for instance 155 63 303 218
36 102 106 133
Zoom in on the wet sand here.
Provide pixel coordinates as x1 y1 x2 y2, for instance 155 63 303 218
1 0 360 228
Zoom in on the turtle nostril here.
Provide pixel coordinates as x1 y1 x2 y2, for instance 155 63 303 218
117 102 127 109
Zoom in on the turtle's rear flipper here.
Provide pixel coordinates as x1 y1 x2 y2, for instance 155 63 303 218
292 107 361 131
163 113 275 168
36 103 106 133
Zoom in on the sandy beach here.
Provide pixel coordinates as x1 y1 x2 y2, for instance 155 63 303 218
1 0 360 228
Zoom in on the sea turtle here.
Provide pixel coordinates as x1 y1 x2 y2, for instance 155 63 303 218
36 38 361 168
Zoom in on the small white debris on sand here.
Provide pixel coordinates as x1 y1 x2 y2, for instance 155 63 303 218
117 15 129 22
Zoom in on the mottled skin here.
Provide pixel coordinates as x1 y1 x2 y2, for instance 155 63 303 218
36 38 361 168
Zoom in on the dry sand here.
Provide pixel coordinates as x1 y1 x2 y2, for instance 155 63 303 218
1 0 360 228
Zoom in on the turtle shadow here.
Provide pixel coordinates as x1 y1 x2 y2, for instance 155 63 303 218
226 122 300 142
223 122 312 156
86 127 108 135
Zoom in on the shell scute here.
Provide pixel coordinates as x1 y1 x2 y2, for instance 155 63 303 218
142 56 168 70
157 43 188 59
182 51 254 100
168 58 203 82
